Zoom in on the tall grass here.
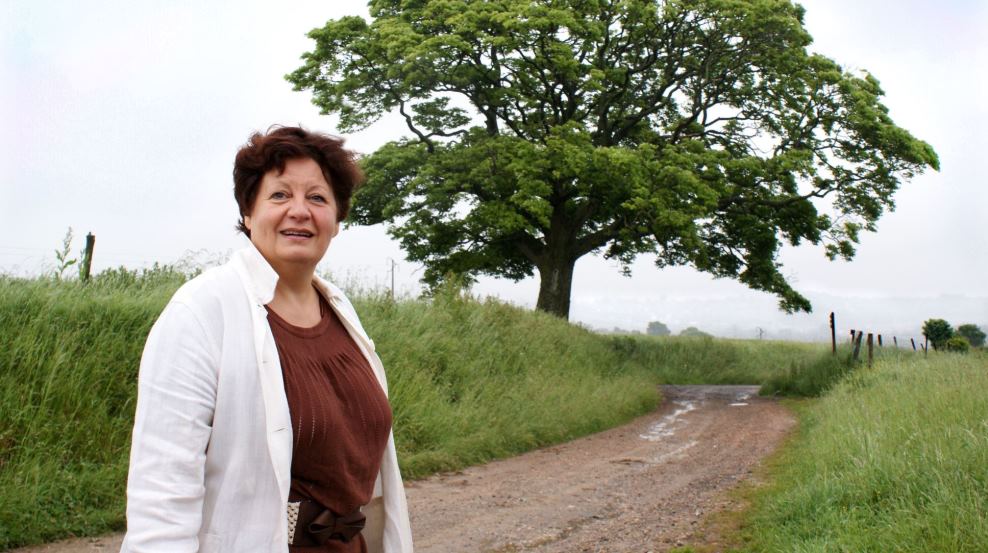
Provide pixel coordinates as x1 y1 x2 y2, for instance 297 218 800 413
0 272 184 550
759 344 856 397
737 350 988 552
359 289 659 478
612 334 835 387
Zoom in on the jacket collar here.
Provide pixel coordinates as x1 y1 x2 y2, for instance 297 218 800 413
233 239 341 306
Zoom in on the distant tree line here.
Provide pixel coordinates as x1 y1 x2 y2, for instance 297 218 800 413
646 321 711 338
922 319 985 353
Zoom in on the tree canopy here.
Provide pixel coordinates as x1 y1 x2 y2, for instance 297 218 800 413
647 321 671 336
288 0 938 319
922 318 953 351
956 324 985 348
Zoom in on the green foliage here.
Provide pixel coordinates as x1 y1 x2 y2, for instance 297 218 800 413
957 324 986 348
945 335 971 353
739 352 988 552
922 318 954 350
646 320 671 336
288 0 938 318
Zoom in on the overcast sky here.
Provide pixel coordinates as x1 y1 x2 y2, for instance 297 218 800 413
2 1 986 339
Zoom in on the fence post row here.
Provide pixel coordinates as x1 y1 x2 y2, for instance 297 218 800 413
831 313 927 360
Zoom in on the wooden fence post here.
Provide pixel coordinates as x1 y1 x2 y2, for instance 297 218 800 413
80 233 95 282
893 336 898 348
850 329 856 343
852 330 864 362
924 336 929 356
877 334 883 347
867 333 874 367
830 312 837 355
910 338 917 351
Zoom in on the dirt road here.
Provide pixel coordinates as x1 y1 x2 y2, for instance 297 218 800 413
12 385 795 553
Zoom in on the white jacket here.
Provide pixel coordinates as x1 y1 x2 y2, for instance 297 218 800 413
121 243 414 553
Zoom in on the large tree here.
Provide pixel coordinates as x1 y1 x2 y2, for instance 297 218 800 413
288 0 938 319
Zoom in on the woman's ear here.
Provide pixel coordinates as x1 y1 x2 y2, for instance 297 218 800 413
244 215 252 230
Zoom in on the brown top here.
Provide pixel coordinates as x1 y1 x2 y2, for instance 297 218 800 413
266 291 393 553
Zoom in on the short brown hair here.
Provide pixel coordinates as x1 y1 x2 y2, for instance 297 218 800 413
233 125 363 237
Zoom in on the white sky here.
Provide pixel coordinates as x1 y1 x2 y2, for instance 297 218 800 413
2 0 986 339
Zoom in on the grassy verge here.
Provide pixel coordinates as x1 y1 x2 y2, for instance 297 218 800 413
732 350 988 552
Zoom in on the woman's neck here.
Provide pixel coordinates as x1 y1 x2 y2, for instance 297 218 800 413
268 268 322 327
273 268 317 303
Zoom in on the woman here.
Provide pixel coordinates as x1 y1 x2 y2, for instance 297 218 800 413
121 126 414 553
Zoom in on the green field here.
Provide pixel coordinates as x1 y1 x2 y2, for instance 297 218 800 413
0 270 833 550
734 350 988 552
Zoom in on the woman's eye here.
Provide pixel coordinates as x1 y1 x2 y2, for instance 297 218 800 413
271 191 288 200
310 195 327 203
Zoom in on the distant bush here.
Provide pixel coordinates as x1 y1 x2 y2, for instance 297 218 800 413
679 326 711 338
945 335 971 353
647 321 671 336
956 324 986 348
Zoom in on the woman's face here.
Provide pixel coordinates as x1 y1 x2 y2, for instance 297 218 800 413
245 157 339 276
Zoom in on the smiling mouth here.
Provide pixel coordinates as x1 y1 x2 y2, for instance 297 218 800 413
280 230 314 238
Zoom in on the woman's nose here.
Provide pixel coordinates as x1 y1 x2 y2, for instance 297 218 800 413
287 197 310 219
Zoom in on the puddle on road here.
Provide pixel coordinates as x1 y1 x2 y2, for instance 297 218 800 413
639 400 696 441
730 392 752 406
651 439 698 463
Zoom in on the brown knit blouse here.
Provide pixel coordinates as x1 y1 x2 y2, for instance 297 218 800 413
266 291 393 553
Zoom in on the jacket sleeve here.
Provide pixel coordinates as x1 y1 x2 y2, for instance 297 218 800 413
121 301 219 553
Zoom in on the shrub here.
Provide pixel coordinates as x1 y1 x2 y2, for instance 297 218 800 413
945 335 971 353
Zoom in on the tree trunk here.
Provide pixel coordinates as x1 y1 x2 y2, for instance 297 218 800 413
535 256 577 319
